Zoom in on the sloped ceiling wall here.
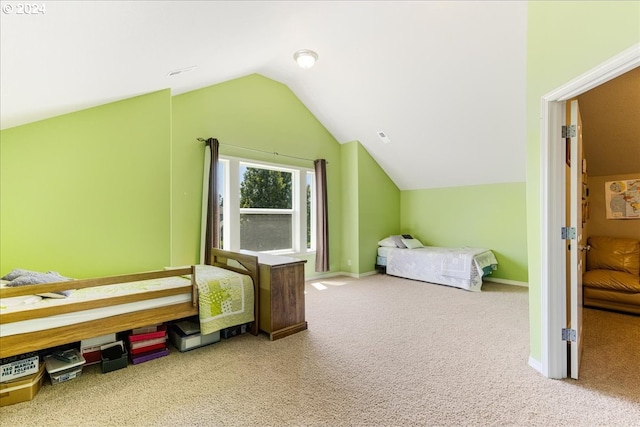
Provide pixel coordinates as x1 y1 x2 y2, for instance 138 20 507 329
0 1 527 191
578 66 640 176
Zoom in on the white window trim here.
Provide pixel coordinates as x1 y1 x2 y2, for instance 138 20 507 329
306 171 317 252
219 155 315 256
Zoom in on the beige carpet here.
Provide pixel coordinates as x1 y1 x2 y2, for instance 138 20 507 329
1 274 639 426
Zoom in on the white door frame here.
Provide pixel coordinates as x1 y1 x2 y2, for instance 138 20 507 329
539 43 640 379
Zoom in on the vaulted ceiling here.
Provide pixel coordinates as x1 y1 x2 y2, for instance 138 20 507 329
8 1 617 191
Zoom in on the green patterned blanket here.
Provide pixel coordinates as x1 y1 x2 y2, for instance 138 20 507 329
191 265 254 335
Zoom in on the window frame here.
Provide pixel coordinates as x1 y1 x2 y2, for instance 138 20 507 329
218 156 316 256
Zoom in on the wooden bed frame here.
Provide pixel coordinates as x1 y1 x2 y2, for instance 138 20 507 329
0 249 259 359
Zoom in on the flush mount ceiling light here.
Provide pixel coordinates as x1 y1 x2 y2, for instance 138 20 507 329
293 49 318 69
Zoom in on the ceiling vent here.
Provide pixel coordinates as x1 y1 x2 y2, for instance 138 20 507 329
167 66 197 77
377 131 391 144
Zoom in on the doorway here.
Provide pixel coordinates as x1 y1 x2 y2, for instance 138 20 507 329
539 43 640 379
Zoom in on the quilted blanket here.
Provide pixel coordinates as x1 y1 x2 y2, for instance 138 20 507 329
192 265 254 335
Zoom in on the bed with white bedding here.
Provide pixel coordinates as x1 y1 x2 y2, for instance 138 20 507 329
376 236 498 292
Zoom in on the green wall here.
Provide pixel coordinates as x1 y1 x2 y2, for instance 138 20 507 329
357 142 401 272
338 141 401 275
170 74 343 276
0 74 360 280
401 183 528 282
340 142 360 274
0 90 172 277
526 1 640 362
0 73 529 284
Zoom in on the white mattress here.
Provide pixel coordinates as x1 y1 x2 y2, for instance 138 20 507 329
379 246 498 292
0 275 192 337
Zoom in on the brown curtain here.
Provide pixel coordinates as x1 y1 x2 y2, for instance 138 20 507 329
204 138 220 265
314 159 329 272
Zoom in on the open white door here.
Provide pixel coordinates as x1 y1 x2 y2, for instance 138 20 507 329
538 44 639 380
567 99 585 379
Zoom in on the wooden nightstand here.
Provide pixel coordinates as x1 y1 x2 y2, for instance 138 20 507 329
242 251 307 340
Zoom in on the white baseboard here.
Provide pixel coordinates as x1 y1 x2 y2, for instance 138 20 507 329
308 273 529 285
528 356 543 375
357 270 378 278
305 271 357 281
484 277 529 287
306 270 379 281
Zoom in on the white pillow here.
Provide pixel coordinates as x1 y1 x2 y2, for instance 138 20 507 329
390 235 409 248
401 238 424 249
378 237 397 247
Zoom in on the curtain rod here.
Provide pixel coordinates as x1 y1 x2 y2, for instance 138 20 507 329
196 137 327 164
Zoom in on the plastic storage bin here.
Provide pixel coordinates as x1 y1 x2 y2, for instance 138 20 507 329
44 349 86 385
169 322 220 352
49 366 83 385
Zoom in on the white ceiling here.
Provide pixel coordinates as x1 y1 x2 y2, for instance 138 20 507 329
0 1 528 190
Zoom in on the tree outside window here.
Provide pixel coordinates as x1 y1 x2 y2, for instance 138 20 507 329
240 166 293 251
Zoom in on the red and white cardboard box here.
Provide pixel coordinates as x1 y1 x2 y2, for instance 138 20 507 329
81 333 116 365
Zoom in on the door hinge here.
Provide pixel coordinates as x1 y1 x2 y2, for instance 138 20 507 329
562 125 576 138
562 328 577 342
561 227 576 240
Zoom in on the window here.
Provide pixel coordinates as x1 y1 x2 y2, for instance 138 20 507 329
306 171 316 250
218 157 315 255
